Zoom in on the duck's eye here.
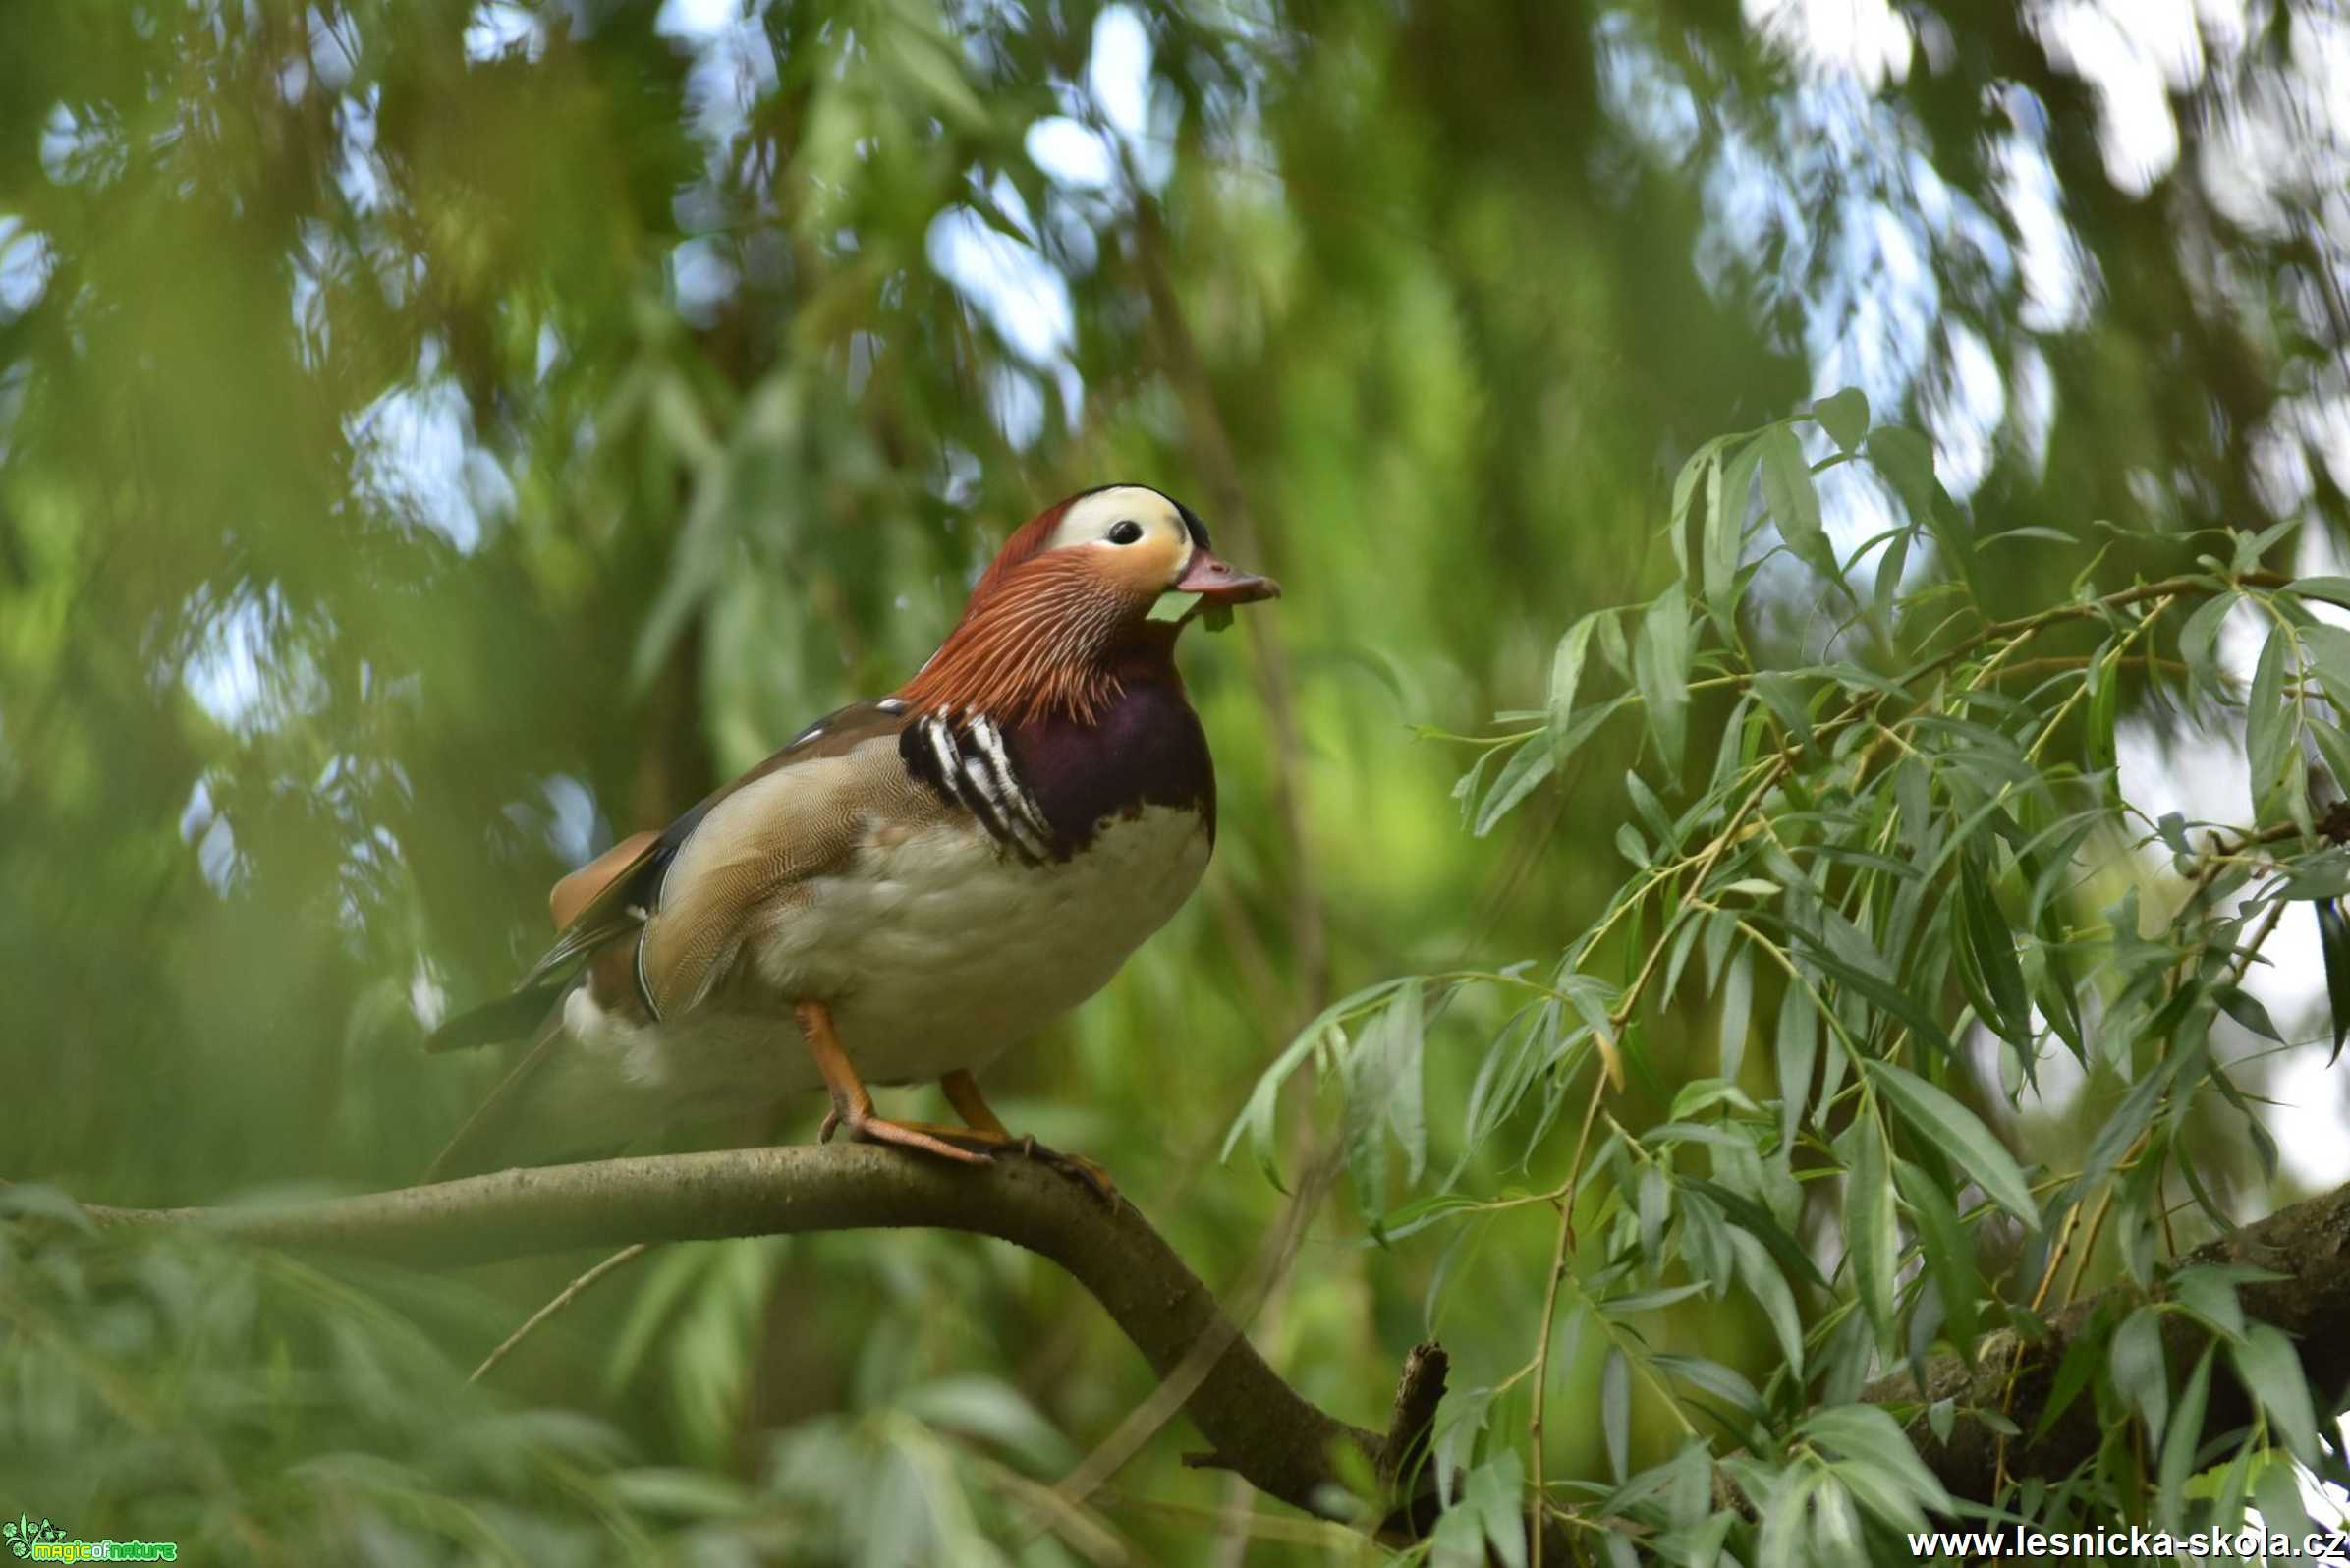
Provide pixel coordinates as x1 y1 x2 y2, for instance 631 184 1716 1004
1106 520 1145 545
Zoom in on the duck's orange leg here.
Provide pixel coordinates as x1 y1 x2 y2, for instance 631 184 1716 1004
797 1003 994 1166
940 1070 1014 1138
941 1069 1117 1202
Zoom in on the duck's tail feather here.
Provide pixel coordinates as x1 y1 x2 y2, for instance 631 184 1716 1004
423 983 569 1053
424 1001 617 1182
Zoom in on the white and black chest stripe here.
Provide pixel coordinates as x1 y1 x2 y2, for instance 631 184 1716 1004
903 708 1056 866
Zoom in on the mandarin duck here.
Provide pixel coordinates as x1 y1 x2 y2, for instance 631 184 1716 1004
424 485 1277 1192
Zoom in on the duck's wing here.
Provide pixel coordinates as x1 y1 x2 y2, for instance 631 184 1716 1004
425 700 917 1050
421 700 923 1179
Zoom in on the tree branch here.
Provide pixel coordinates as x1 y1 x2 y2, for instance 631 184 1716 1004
1867 1177 2350 1503
73 1145 1481 1542
69 1147 2350 1535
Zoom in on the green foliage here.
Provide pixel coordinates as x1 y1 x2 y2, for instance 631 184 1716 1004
0 1195 724 1562
0 1197 1114 1566
1241 393 2350 1555
6 0 2350 1561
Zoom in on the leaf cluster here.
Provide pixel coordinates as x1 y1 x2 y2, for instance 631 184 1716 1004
1239 396 2350 1561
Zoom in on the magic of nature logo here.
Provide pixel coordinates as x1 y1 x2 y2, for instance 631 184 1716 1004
0 1519 59 1559
3 1516 177 1562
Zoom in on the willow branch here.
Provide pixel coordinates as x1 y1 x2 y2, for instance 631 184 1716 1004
1867 1175 2350 1503
75 1145 1519 1545
470 1241 650 1383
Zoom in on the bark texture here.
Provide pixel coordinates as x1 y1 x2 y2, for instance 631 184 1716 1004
82 1147 1387 1526
1866 1180 2350 1501
80 1148 2350 1530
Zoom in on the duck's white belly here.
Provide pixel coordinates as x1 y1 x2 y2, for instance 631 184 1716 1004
562 806 1209 1125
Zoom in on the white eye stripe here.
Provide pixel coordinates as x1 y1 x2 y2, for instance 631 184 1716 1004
1043 485 1182 552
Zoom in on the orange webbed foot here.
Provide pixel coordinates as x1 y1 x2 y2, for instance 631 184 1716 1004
818 1104 998 1166
940 1068 1118 1204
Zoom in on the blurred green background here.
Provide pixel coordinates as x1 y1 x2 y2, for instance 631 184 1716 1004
3 1 2346 1561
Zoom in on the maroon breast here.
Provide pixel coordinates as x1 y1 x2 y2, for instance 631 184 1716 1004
1006 670 1215 858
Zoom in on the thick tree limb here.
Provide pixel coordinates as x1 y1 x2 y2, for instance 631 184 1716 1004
92 1145 2350 1534
74 1146 1412 1534
1868 1178 2350 1503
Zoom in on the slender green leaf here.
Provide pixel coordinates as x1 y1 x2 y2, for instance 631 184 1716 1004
1978 525 2077 547
2032 1314 2110 1442
2252 1455 2314 1544
1798 1404 1956 1516
2085 640 2119 772
1866 1060 2040 1227
1474 740 1556 837
2213 983 2285 1043
1957 853 2032 1047
1466 1452 1529 1568
1873 523 1914 630
1758 423 1834 583
1826 1456 1928 1540
1603 1283 1709 1317
1686 1178 1828 1289
2157 1346 2214 1529
1793 932 1958 1063
2170 1267 2251 1345
1637 1166 1670 1264
1846 1120 1898 1362
1637 584 1693 770
2288 575 2350 611
2229 1323 2320 1467
1601 1345 1630 1484
2319 899 2350 1065
1812 388 1870 454
1341 1021 1389 1217
1669 435 1731 580
2234 518 2301 574
2307 717 2350 801
2111 1306 2169 1449
1776 982 1818 1153
1813 1476 1865 1564
1701 442 1746 636
1894 1159 1979 1362
2177 589 2236 702
1429 1506 1487 1568
1756 1471 1815 1568
1750 670 1817 755
1548 612 1603 763
1865 426 1951 547
2073 1027 2206 1203
1382 979 1429 1186
1727 1228 1805 1377
1717 948 1754 1085
2247 628 2291 823
1652 1353 1767 1426
2297 626 2350 701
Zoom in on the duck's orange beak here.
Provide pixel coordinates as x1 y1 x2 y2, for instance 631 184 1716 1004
1176 547 1281 604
